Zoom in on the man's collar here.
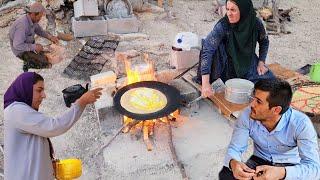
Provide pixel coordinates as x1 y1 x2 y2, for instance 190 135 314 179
26 14 34 26
273 108 292 132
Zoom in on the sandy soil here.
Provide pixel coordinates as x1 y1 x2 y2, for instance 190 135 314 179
0 0 319 179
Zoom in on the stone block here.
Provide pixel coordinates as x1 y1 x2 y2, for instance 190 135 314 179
73 0 99 18
105 16 139 34
72 17 108 37
155 69 181 83
96 106 123 136
90 71 117 87
168 79 200 104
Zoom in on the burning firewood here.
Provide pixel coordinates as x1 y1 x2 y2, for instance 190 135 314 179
130 121 143 140
143 122 153 151
122 119 139 133
148 121 155 136
259 0 293 35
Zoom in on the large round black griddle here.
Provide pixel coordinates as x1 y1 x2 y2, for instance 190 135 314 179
113 81 182 120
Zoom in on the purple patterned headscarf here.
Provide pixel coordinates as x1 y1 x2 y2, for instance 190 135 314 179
4 72 35 109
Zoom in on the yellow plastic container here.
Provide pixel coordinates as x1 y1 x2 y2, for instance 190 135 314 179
55 159 82 180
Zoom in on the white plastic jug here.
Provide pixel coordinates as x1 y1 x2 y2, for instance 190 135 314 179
173 32 201 51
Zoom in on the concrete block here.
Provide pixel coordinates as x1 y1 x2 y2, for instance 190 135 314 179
168 79 200 104
155 69 181 83
96 106 123 135
170 49 200 70
90 71 117 87
73 0 99 18
105 16 139 34
91 72 117 109
72 17 108 37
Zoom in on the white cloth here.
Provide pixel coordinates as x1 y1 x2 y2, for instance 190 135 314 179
4 102 84 180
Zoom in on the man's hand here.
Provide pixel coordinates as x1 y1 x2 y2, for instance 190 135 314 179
257 61 268 75
76 88 103 108
49 35 59 44
230 159 255 180
35 44 43 53
253 165 286 180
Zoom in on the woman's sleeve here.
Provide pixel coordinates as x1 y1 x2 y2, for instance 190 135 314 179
257 18 269 62
11 103 85 137
201 22 226 75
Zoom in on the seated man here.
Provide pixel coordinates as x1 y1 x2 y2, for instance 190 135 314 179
219 78 320 179
9 2 58 72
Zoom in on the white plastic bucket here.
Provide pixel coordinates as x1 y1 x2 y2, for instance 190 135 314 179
224 78 254 104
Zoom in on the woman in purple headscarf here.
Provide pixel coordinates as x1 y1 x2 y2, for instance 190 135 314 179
3 72 102 180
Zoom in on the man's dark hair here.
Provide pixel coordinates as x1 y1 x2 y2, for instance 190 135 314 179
33 72 44 84
254 78 292 114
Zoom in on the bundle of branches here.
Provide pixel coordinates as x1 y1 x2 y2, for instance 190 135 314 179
258 0 293 35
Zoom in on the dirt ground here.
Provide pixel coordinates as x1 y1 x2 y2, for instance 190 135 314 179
0 0 319 179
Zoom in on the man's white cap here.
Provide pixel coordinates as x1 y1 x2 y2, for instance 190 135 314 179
25 2 47 14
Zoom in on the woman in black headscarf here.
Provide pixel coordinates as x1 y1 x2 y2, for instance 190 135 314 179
195 0 275 97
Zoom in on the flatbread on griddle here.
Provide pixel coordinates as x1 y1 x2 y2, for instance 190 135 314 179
120 87 167 114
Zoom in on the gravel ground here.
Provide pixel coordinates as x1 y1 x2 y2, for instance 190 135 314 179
0 0 319 179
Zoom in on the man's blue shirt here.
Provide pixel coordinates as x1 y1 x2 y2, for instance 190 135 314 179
224 107 320 179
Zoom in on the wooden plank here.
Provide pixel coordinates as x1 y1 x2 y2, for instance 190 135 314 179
180 63 312 118
182 71 247 117
268 63 299 79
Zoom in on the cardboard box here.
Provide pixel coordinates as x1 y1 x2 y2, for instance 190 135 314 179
170 49 200 70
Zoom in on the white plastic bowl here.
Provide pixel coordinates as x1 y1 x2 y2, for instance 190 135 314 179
224 78 254 104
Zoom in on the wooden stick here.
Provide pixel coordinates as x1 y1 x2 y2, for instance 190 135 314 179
279 8 293 18
168 114 176 121
160 116 169 123
95 125 124 156
133 121 144 140
272 0 281 33
143 123 153 151
158 0 163 8
167 121 188 179
148 121 155 136
123 120 140 133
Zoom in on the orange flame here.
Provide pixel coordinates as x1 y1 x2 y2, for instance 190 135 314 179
124 53 156 85
119 53 180 124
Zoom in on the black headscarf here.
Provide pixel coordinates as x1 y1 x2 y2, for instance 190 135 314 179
222 0 258 77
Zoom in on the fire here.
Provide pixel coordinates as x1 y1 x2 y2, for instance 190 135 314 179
118 54 181 151
124 53 156 84
121 53 161 124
